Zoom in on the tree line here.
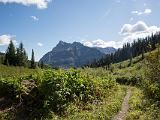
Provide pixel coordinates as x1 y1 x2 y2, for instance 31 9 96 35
87 32 160 68
0 41 38 69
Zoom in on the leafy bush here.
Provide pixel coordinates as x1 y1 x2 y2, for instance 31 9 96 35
39 69 116 115
0 68 117 119
0 78 22 98
144 50 160 100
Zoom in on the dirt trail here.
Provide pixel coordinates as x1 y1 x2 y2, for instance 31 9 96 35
112 88 131 120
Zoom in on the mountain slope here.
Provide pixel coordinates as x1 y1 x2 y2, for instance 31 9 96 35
95 47 116 54
39 41 105 68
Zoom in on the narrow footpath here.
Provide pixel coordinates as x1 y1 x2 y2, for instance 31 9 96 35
112 88 131 120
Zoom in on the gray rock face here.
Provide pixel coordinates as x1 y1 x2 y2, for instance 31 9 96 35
39 41 105 68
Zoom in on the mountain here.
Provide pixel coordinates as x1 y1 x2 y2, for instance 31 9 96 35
39 41 105 68
95 47 116 54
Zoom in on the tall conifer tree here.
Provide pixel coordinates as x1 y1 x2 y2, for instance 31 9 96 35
31 49 36 69
4 40 16 66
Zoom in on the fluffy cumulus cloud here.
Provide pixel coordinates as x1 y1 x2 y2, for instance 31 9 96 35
83 21 160 49
120 21 148 35
120 21 160 36
0 34 18 46
131 8 152 15
37 42 43 47
31 16 39 21
0 34 13 45
0 0 51 9
120 21 160 45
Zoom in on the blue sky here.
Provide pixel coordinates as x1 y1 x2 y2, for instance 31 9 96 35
0 0 160 60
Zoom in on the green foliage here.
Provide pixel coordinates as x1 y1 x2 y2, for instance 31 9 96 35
0 68 117 119
143 50 160 100
116 76 141 86
0 78 22 97
1 47 160 120
59 85 127 120
39 69 116 115
4 40 16 66
0 64 37 78
126 87 143 120
126 87 160 120
4 41 28 67
16 42 28 67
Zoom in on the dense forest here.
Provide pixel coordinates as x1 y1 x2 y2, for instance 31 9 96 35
87 32 160 68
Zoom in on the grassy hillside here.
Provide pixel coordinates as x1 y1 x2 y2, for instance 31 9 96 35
110 49 160 120
79 49 160 120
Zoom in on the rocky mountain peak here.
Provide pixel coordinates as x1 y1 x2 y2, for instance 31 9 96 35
40 41 105 68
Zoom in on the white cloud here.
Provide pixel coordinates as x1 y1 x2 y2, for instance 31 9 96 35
31 16 39 21
83 21 160 49
144 9 152 14
119 21 160 46
120 21 159 35
131 8 152 15
37 42 43 47
120 21 148 35
0 0 51 9
82 39 122 49
0 34 13 45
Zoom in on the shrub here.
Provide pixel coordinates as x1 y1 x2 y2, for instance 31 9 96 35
39 69 100 115
0 78 22 98
0 68 117 119
144 50 160 100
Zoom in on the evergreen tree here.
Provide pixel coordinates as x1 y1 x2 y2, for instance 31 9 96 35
129 47 133 66
4 40 16 66
16 42 28 67
23 50 28 67
141 41 145 59
31 49 36 69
